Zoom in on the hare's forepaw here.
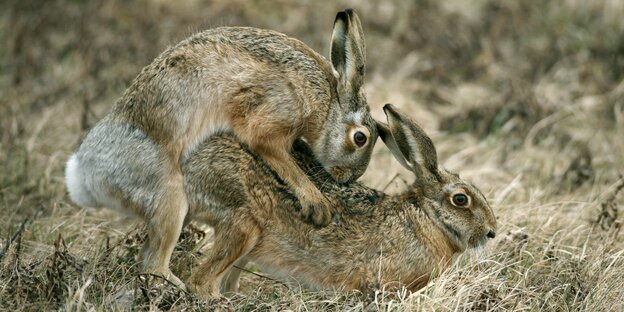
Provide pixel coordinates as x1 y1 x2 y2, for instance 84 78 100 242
299 190 333 226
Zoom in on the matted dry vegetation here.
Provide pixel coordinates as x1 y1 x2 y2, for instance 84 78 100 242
1 0 623 310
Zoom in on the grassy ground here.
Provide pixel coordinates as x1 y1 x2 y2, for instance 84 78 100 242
1 0 623 310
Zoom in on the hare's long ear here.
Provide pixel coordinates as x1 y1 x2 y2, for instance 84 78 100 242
376 120 411 171
382 104 439 179
330 9 366 92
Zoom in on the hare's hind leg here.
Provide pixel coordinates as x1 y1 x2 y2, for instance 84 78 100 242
76 121 188 288
140 173 188 289
221 256 249 295
188 216 260 299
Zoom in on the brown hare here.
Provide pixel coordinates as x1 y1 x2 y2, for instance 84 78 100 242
181 104 498 298
65 9 376 287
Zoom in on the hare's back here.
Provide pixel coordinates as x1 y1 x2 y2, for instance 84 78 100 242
178 27 333 85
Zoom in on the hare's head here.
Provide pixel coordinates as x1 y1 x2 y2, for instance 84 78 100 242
377 104 497 252
315 9 377 183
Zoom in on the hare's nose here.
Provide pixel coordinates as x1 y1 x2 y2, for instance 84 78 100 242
486 230 496 239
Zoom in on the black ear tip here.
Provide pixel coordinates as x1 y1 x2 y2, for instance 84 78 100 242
334 11 349 24
344 8 355 16
383 103 396 114
383 104 406 123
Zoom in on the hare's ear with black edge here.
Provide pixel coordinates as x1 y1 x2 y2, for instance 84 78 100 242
376 120 411 171
382 104 439 178
330 9 366 92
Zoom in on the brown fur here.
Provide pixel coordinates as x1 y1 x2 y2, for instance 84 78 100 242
181 104 497 298
66 9 377 288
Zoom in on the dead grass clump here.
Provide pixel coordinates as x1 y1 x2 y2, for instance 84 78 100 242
44 235 88 305
466 286 502 311
559 143 595 191
131 273 212 311
2 234 87 309
0 225 212 310
416 232 624 311
595 176 624 232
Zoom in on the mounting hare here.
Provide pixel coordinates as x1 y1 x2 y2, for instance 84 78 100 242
182 104 498 298
65 9 376 287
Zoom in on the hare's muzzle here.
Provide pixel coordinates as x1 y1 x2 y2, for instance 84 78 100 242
328 166 353 184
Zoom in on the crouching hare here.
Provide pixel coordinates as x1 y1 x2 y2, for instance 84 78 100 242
182 104 497 298
65 9 376 287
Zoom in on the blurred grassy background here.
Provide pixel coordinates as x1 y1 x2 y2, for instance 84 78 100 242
1 0 623 310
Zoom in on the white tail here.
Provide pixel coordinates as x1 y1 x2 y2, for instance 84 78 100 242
65 154 99 207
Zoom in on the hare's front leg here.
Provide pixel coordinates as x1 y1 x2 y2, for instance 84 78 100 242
227 95 332 226
253 138 333 226
188 218 260 299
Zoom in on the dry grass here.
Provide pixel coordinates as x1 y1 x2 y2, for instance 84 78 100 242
1 0 623 310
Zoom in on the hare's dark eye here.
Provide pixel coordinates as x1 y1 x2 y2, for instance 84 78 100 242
452 193 470 207
353 131 367 147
